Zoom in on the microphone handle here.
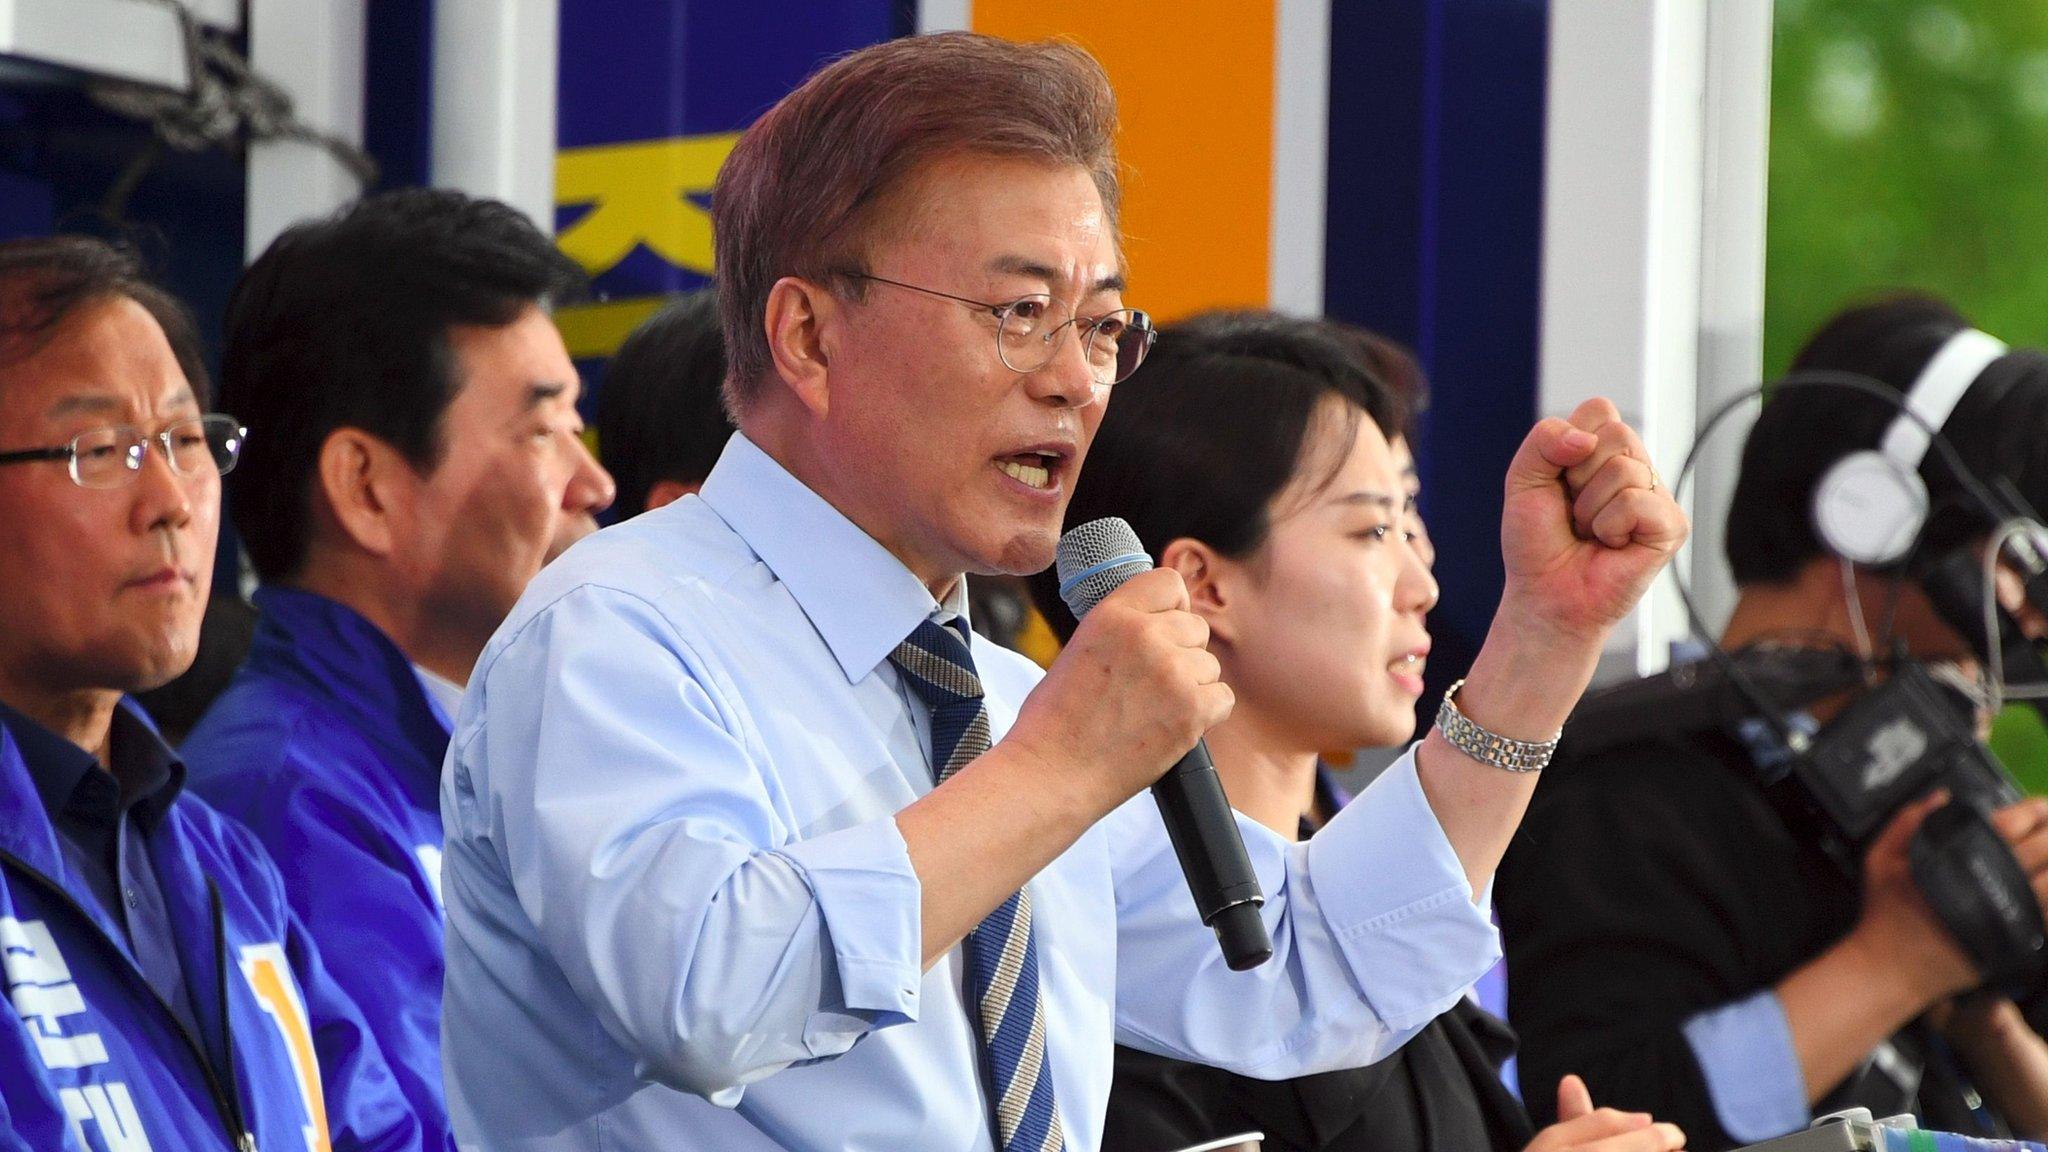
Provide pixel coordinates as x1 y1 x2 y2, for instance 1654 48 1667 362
1151 740 1275 971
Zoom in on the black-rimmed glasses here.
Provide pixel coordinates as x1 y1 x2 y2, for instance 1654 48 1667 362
0 414 246 490
842 271 1156 385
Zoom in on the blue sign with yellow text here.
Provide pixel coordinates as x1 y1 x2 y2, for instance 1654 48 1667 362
554 0 906 363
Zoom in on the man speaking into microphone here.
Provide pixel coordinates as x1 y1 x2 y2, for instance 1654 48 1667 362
438 31 1688 1152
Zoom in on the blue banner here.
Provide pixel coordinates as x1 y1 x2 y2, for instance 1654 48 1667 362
554 0 905 364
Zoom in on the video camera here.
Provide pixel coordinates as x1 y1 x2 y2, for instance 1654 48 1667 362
1647 333 2048 1016
1569 644 2048 1012
1797 659 2044 1002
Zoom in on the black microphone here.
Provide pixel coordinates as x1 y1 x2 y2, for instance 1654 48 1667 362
1057 517 1274 971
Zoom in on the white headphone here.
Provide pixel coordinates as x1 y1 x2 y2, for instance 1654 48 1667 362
1810 327 2009 566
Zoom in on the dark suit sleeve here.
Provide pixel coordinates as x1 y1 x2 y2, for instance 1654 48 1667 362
1498 739 1836 1152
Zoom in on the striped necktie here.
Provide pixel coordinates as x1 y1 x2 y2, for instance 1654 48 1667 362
890 618 1065 1152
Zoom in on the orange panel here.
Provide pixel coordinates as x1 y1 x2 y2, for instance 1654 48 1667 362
973 0 1275 322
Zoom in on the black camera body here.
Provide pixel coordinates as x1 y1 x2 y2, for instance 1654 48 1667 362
1790 660 2048 999
1570 650 2048 1004
1792 660 2016 842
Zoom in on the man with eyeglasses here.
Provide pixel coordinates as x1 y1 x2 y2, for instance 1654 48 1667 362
0 236 420 1151
440 32 1688 1152
180 189 614 1152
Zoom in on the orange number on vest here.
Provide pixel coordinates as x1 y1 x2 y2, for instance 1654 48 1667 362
238 944 332 1152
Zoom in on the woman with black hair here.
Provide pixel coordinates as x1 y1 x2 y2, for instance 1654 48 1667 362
1028 312 1686 1152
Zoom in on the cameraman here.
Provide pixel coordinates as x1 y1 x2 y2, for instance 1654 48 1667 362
1498 295 2048 1150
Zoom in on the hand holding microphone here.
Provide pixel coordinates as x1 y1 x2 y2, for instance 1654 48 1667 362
1007 555 1233 815
1032 516 1273 970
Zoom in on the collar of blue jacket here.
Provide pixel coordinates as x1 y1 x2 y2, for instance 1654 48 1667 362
0 700 180 941
251 584 452 767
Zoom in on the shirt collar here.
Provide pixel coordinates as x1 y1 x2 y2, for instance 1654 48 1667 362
698 432 974 682
412 664 466 728
0 698 185 832
933 576 972 634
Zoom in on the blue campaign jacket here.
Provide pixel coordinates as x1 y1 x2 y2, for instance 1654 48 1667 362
185 587 453 1150
0 700 421 1152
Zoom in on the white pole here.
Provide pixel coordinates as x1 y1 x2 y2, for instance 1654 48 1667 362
432 0 560 233
918 0 971 33
1690 2 1776 640
245 0 367 256
1268 0 1329 317
1541 0 1710 680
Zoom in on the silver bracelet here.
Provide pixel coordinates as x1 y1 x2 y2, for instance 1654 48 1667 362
1433 678 1560 773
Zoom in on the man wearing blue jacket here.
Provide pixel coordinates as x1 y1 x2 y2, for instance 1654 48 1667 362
0 236 420 1151
182 190 613 1149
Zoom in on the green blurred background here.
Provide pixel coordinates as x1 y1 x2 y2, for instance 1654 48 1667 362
1768 0 2048 788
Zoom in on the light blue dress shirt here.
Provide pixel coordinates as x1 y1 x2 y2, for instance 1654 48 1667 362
439 432 1500 1152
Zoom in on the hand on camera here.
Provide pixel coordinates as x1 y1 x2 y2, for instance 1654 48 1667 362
1988 794 2048 927
1846 792 2048 1007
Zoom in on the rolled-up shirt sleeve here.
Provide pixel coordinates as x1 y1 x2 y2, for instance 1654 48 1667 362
1681 990 1809 1143
458 584 924 1099
1111 744 1498 1077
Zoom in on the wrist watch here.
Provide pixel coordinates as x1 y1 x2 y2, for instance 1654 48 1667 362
1434 678 1561 773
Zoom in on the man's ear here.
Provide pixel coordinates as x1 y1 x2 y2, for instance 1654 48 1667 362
763 275 838 419
315 427 410 558
1160 536 1235 643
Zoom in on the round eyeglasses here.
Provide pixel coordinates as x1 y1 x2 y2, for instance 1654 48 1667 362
0 414 246 490
843 271 1157 386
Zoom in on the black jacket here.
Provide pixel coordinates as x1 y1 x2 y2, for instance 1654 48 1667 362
1103 991 1533 1150
1104 764 1533 1152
